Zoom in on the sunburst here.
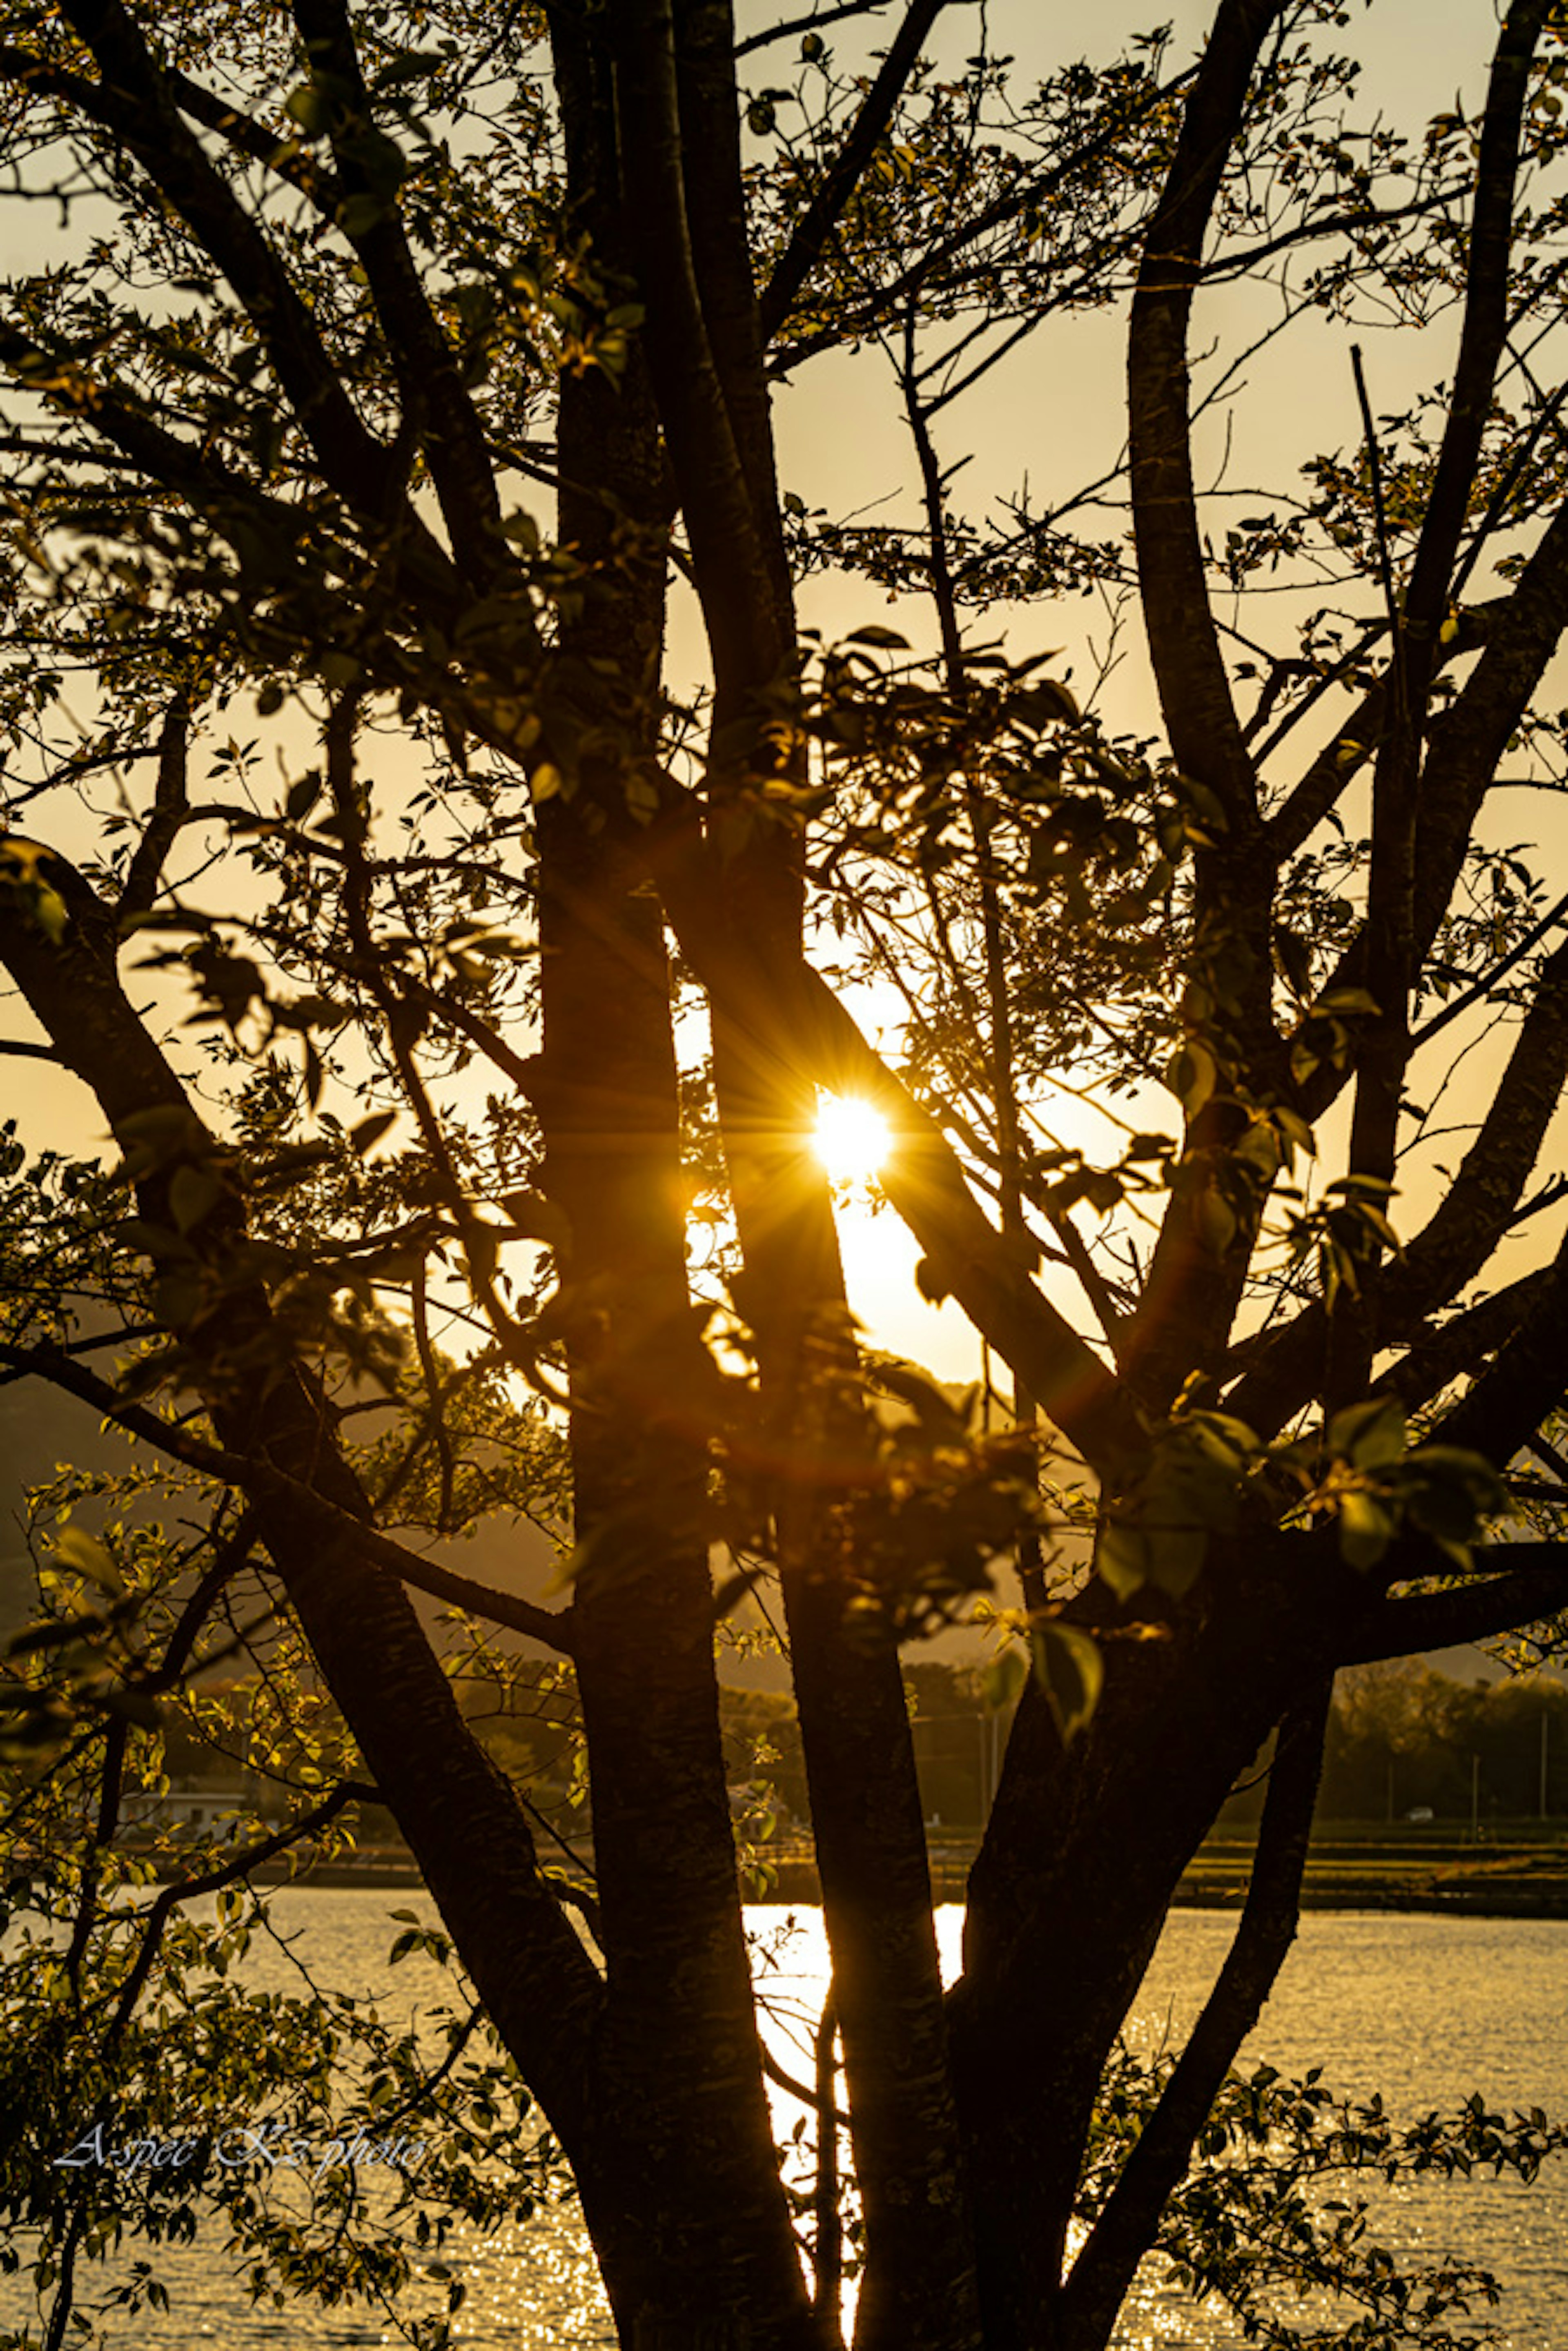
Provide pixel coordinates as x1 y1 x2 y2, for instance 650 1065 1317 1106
813 1094 891 1184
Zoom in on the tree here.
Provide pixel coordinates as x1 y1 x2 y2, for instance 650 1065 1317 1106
1 2 1568 2347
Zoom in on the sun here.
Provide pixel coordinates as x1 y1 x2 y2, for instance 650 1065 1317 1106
813 1093 891 1185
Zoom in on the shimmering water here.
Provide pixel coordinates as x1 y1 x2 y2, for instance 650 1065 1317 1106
5 1894 1564 2347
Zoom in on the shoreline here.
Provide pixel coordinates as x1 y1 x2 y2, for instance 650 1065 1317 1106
112 1823 1568 1919
226 1856 1568 1920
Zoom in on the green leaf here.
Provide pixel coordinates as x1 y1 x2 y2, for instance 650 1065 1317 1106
168 1163 225 1234
846 624 911 650
980 1646 1028 1713
1031 1622 1102 1745
338 188 394 237
1329 1397 1406 1469
350 1110 398 1155
1403 1444 1508 1510
1404 1478 1476 1545
285 82 332 138
1009 679 1080 728
1185 1410 1260 1459
1166 1039 1217 1119
1314 986 1381 1017
30 885 68 944
1142 1522 1208 1596
1338 1488 1395 1571
1276 1105 1316 1157
53 1525 122 1594
913 1254 951 1306
1096 1519 1146 1600
1274 926 1313 999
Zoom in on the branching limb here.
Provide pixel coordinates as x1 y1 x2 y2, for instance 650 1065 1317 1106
1377 1270 1552 1415
758 0 947 345
289 0 514 583
677 0 793 625
53 0 404 526
1118 0 1293 1417
903 320 1057 1591
62 1712 129 2002
1300 496 1568 1133
409 1258 459 1534
1058 1679 1331 2351
0 40 343 213
0 1340 577 1653
143 1504 264 1692
1227 931 1568 1437
1400 0 1553 651
1127 0 1279 836
165 61 343 211
103 1779 376 2043
757 2037 851 2130
791 964 1146 1472
1430 1231 1568 1469
117 695 191 920
735 2 893 58
613 0 782 704
766 65 1202 374
1341 1549 1568 1664
1411 889 1568 1050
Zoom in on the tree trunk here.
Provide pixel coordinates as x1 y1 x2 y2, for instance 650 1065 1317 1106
952 1550 1353 2345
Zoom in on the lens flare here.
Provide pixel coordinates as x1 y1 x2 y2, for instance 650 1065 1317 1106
813 1094 891 1183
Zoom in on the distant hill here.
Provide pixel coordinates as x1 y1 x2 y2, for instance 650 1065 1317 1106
0 1362 566 1651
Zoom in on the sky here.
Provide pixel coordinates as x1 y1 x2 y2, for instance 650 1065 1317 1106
737 0 1568 1384
4 0 1568 1537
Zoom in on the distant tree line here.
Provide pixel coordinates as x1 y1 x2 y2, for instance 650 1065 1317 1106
745 1660 1568 1838
1309 1662 1568 1828
172 1656 1568 1841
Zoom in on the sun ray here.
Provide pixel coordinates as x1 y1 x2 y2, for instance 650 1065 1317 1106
813 1094 891 1184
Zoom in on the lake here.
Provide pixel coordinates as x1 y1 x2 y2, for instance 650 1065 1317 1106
4 1893 1564 2347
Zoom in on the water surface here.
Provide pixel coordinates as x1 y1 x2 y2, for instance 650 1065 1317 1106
4 1894 1562 2347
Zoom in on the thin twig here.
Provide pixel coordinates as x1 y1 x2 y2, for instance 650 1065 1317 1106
1350 344 1405 722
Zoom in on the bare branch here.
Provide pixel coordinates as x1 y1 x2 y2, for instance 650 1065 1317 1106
117 695 191 920
52 0 406 527
1378 1269 1552 1415
290 0 514 584
0 1339 578 1654
1341 1551 1568 1664
105 1780 374 2042
1060 1680 1331 2347
1128 0 1280 835
1228 931 1568 1438
1401 0 1553 650
735 2 893 58
757 0 947 346
1431 1231 1568 1469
